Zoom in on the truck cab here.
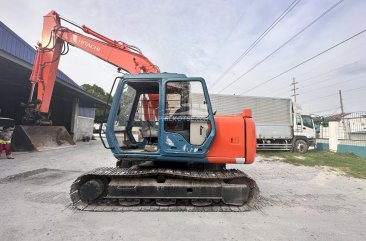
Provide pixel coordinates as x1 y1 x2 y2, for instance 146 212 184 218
293 114 316 153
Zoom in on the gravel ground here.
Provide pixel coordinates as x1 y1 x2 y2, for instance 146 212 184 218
0 140 365 241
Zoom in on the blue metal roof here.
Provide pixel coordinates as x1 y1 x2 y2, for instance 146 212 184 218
0 21 80 89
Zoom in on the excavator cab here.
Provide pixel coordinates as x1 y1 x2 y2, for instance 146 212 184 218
106 73 216 162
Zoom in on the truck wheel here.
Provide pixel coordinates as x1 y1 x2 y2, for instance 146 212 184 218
294 139 308 153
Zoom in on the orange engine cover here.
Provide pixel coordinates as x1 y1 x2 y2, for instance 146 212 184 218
207 114 256 164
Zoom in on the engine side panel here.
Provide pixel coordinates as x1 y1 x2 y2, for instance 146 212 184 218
207 115 245 164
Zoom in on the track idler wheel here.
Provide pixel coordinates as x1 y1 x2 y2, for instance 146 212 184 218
78 178 106 203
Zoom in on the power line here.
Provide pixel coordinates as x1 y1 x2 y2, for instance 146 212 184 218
300 74 366 95
261 49 366 96
216 0 345 94
240 28 366 95
302 83 366 104
328 107 342 116
299 57 366 86
341 92 366 102
299 59 366 89
301 58 365 89
209 0 301 89
269 62 366 97
312 107 340 114
300 75 341 90
271 73 364 97
202 9 249 74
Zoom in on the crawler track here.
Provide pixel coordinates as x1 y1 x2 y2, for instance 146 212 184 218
70 166 259 212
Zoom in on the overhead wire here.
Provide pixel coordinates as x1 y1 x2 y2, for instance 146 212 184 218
240 28 366 95
312 107 340 114
298 56 366 86
328 107 342 116
209 0 302 89
302 83 366 104
202 8 250 74
341 92 366 102
300 69 360 90
265 57 366 97
260 39 366 96
216 0 345 94
299 74 366 95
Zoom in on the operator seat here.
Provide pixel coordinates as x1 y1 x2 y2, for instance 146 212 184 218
171 105 190 141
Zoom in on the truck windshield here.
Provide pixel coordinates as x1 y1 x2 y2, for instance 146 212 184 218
301 115 314 129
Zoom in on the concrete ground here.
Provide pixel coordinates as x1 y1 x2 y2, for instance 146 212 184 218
0 140 365 241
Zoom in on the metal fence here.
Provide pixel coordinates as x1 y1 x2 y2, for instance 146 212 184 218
338 114 366 141
317 112 366 158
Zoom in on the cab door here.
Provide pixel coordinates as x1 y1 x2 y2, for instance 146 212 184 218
160 78 216 157
301 115 316 139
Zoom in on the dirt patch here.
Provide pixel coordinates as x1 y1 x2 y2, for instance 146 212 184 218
258 155 285 161
25 191 70 205
319 166 347 176
0 168 50 184
294 155 306 160
0 168 79 186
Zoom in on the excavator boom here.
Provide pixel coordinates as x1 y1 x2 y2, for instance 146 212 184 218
26 10 158 122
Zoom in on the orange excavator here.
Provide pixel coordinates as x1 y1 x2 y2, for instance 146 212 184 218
26 11 259 211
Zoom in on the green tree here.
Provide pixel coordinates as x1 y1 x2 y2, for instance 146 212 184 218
81 84 112 122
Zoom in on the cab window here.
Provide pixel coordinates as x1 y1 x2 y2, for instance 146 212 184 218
164 81 210 145
302 115 314 129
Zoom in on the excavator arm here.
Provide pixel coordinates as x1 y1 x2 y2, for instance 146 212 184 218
25 10 159 124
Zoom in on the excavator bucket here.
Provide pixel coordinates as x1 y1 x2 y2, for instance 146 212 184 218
12 126 75 151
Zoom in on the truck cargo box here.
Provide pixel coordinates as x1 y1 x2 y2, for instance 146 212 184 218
193 94 293 139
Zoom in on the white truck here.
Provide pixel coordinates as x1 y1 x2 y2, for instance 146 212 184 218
194 94 316 153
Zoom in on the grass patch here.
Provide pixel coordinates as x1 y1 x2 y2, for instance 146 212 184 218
258 150 366 179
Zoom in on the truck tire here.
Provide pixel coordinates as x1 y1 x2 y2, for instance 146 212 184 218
294 139 308 153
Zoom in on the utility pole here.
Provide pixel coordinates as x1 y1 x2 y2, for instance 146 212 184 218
339 89 344 114
339 89 349 138
290 77 299 103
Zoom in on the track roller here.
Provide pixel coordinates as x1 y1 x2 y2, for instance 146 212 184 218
156 199 176 206
191 199 213 207
119 198 141 206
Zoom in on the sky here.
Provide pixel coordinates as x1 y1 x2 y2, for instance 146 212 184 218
1 0 366 116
